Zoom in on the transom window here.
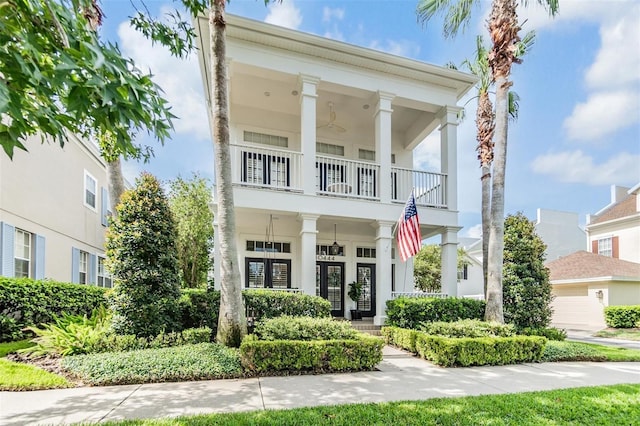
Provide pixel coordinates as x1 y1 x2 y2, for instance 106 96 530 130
598 237 612 257
244 131 288 148
246 240 291 253
97 257 112 288
79 250 89 284
316 244 344 257
14 228 32 278
356 247 377 258
316 142 344 156
84 171 97 209
358 149 375 161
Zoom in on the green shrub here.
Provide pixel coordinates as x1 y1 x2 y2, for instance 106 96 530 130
106 173 182 337
416 334 546 367
381 326 419 353
244 290 331 320
519 327 567 341
0 277 107 341
253 316 360 341
604 305 640 329
61 343 242 385
179 289 219 332
419 319 515 338
240 334 383 373
540 341 607 362
21 307 110 357
385 297 485 329
92 327 211 353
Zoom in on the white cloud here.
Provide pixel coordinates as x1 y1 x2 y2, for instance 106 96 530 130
464 224 483 239
531 150 640 185
117 22 209 141
265 1 302 30
368 39 421 59
323 7 344 23
564 90 640 141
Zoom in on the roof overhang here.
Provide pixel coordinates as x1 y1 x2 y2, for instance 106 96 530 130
551 276 640 285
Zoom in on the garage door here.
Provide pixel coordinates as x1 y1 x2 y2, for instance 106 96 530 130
551 285 606 329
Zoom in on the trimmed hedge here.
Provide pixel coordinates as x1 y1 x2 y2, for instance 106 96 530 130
244 290 331 319
0 278 107 341
386 297 485 329
92 327 212 353
519 327 567 341
62 343 242 385
254 316 360 341
604 305 640 329
382 326 546 367
419 319 515 338
240 334 384 373
179 289 220 331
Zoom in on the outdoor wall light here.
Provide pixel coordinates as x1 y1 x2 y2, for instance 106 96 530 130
331 224 340 255
595 290 604 299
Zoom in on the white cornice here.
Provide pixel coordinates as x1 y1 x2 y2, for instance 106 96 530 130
552 276 640 285
586 213 640 232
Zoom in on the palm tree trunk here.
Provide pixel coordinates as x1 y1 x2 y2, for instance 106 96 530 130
485 0 519 323
481 165 490 295
476 90 494 297
107 158 125 217
210 0 247 347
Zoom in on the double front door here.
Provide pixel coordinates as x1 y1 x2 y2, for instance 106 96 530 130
316 262 376 318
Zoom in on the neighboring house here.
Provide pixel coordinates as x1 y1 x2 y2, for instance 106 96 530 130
547 251 640 329
195 15 475 324
535 208 586 261
457 237 484 298
586 184 640 263
549 183 640 329
0 134 112 287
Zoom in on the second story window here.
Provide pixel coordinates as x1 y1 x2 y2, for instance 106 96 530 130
84 171 97 210
14 228 32 278
597 237 612 257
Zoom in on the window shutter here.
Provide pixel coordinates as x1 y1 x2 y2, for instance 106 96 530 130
101 187 109 226
1 222 15 277
89 254 97 284
35 235 46 279
591 240 598 254
612 236 619 259
71 248 80 283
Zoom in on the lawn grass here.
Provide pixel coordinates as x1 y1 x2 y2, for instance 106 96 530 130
542 340 640 362
0 340 34 357
101 384 640 425
594 328 640 341
0 358 71 391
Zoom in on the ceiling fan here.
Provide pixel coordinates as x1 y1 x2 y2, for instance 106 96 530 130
317 102 346 133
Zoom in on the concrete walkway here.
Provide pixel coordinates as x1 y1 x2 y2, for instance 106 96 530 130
565 329 640 350
2 346 640 425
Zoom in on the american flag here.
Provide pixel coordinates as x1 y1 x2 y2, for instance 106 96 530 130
397 191 422 262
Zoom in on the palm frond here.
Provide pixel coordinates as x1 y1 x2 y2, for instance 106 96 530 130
417 0 479 38
508 91 521 121
514 30 536 59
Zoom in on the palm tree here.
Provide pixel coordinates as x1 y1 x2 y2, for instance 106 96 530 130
417 0 557 322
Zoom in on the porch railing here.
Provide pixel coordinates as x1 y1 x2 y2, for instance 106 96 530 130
391 167 447 208
316 155 380 200
231 144 303 192
391 292 448 299
246 287 302 293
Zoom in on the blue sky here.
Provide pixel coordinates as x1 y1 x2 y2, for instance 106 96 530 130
99 0 640 238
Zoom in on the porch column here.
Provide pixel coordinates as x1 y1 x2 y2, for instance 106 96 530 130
299 75 319 195
441 226 459 296
374 220 394 325
299 214 319 296
375 92 394 203
438 106 460 211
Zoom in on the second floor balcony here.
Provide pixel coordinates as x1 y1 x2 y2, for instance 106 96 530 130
230 144 448 208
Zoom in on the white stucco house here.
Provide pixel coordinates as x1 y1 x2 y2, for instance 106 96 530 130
548 183 640 329
195 15 475 324
0 134 112 287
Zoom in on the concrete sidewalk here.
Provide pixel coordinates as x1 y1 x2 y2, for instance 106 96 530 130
2 346 640 425
565 330 640 350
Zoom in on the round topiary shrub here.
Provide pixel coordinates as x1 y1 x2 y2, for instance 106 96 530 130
106 173 182 337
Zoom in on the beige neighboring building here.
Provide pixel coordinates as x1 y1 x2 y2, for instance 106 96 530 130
549 183 640 329
0 134 112 287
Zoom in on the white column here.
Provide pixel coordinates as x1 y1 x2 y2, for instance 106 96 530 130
441 226 459 296
375 92 394 203
374 220 394 325
299 75 319 195
438 106 460 211
299 214 320 296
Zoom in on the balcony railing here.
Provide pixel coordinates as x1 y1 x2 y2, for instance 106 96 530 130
230 144 447 208
316 155 380 200
231 144 303 192
391 167 447 208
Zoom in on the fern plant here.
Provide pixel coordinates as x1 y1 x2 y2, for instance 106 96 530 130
20 307 111 357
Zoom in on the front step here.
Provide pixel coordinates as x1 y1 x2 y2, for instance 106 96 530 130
350 320 382 336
